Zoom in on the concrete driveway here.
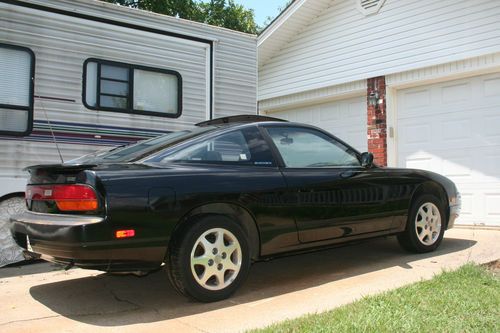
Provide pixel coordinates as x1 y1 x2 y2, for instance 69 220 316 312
1 227 498 333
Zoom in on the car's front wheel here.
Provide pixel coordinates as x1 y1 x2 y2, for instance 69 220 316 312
167 215 251 302
397 194 446 253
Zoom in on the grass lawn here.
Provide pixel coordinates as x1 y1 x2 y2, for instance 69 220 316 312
251 263 500 333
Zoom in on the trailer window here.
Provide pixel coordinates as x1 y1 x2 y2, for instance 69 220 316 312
83 59 181 118
0 44 34 136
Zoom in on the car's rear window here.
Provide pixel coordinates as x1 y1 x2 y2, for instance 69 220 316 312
67 126 216 164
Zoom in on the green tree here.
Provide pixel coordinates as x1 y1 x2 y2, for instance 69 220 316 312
260 0 293 32
102 0 258 34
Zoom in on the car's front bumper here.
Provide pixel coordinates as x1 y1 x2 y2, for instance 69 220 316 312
447 192 461 229
10 211 166 271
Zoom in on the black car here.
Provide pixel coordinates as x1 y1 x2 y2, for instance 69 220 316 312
11 115 461 302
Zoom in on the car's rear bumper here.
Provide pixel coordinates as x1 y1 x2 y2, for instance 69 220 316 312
10 211 166 271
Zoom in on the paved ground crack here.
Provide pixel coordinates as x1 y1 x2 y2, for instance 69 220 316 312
0 315 61 326
104 280 142 311
176 318 212 333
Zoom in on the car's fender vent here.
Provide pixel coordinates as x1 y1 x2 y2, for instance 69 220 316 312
356 0 386 16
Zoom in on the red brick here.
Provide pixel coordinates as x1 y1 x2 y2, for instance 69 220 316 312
366 76 387 166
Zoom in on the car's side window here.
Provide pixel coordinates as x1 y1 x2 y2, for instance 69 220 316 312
266 126 360 168
159 127 276 166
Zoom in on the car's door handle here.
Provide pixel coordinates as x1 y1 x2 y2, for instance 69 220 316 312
340 170 358 179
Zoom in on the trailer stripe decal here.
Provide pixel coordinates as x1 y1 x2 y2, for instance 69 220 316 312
0 120 170 146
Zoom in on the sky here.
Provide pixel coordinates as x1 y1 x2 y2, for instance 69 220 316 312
233 0 291 27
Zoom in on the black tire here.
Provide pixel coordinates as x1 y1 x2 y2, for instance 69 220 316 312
397 194 446 253
167 215 251 302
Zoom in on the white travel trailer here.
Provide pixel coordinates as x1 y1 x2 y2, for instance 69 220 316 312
0 0 257 265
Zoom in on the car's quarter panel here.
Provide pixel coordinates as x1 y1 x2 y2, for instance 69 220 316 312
96 163 297 258
11 164 171 271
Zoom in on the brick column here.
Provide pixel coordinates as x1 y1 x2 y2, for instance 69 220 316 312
367 76 387 166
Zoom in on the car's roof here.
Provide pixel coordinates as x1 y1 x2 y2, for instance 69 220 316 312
195 115 288 127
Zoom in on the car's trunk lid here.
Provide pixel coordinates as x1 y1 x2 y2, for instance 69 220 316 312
25 164 103 215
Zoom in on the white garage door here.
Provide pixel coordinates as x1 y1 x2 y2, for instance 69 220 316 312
267 96 367 152
397 72 500 226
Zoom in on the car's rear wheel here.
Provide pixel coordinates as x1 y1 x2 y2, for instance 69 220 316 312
167 215 250 302
397 194 445 253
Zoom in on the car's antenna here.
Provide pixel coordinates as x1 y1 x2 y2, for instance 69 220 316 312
40 99 64 163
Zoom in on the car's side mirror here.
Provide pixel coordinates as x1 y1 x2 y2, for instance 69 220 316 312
360 152 374 168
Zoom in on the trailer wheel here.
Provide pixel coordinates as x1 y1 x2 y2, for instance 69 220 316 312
0 196 26 267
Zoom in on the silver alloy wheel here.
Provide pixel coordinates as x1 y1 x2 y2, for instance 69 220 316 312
190 227 242 291
415 202 442 246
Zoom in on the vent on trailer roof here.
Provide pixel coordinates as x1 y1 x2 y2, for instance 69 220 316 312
356 0 386 16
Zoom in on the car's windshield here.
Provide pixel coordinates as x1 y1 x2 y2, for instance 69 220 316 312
66 126 216 164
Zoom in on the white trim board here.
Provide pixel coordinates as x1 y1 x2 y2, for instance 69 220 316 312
259 79 366 113
386 52 500 88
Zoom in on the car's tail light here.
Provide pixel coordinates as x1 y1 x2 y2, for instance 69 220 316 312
26 184 99 212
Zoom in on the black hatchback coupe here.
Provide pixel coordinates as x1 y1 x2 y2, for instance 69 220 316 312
11 115 461 302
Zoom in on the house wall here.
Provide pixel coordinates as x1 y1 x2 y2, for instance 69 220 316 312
259 0 500 101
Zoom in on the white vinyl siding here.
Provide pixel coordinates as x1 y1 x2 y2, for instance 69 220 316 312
28 0 257 119
396 72 500 226
259 0 500 100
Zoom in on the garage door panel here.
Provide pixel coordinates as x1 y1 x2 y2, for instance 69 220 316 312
397 72 500 226
268 96 367 152
441 82 470 104
399 144 500 183
459 192 475 218
399 89 431 115
482 114 500 139
485 193 500 222
442 118 471 142
441 156 473 180
402 155 433 172
483 76 500 97
319 104 340 121
398 123 432 145
295 108 313 123
342 128 365 150
347 100 365 118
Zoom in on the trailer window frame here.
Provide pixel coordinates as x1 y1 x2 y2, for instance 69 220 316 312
0 43 35 137
82 58 182 118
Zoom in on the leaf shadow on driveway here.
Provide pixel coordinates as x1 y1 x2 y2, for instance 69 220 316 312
29 236 476 326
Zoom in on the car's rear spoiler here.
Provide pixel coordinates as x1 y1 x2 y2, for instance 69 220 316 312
23 164 98 173
195 115 288 127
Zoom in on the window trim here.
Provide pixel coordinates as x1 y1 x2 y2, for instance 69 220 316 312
82 58 183 118
0 43 35 137
262 124 363 169
145 126 278 167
